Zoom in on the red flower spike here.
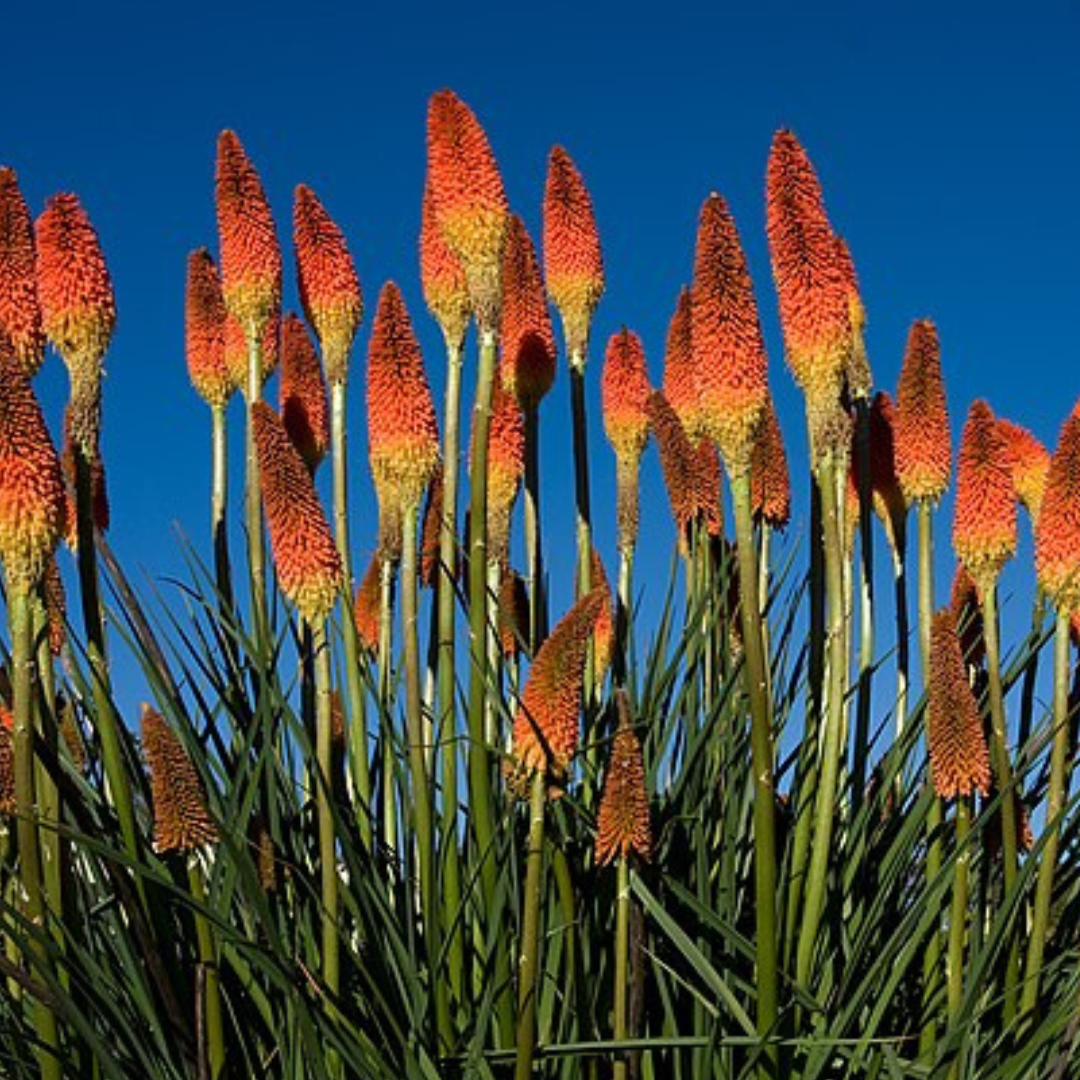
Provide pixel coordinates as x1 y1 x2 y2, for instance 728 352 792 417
224 310 279 396
252 402 343 623
895 319 951 505
511 587 606 780
595 697 652 865
927 608 992 799
690 193 769 477
1035 414 1080 609
0 713 14 815
35 192 116 368
425 90 509 331
215 131 282 335
366 283 441 519
765 131 850 442
184 248 231 410
501 214 556 411
420 182 471 350
999 418 1050 522
589 547 615 692
662 287 704 441
0 360 65 590
543 146 605 361
693 439 725 540
419 465 444 589
950 563 985 668
750 397 791 529
293 183 362 385
279 313 330 472
0 168 44 374
141 704 218 853
354 552 382 654
953 400 1016 591
482 376 525 569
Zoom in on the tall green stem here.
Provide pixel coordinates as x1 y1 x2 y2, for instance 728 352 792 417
514 773 547 1080
1021 607 1071 1017
797 453 849 991
189 863 225 1080
378 558 397 862
946 798 972 1080
613 856 631 1080
731 474 779 1076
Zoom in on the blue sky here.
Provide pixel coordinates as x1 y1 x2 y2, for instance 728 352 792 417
3 1 1078 719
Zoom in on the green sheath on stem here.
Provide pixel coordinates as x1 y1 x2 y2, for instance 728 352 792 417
514 772 547 1080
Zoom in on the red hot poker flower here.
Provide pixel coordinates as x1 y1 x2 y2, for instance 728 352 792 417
543 146 604 362
425 90 509 331
0 359 65 591
420 182 470 351
279 313 330 473
691 193 769 477
662 287 703 442
834 234 871 399
595 696 652 865
927 607 992 799
252 402 343 624
184 248 231 411
953 400 1016 591
215 130 282 336
511 587 606 780
479 375 525 568
354 552 383 654
1035 413 1080 609
500 214 556 412
998 418 1050 522
895 319 951 505
750 396 791 529
366 283 441 518
293 183 362 384
0 168 44 375
868 391 906 554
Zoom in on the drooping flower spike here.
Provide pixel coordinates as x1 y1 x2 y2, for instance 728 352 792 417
0 359 66 591
750 397 791 529
952 399 1016 592
141 704 219 853
366 282 441 523
0 168 44 375
511 587 606 781
279 313 330 473
690 193 769 478
601 328 651 552
184 248 231 411
293 183 362 385
543 146 605 362
662 287 703 442
419 182 471 351
251 401 343 624
894 319 951 506
927 607 992 799
425 90 509 331
765 130 851 460
595 693 652 865
215 130 282 337
501 214 556 412
1035 413 1080 610
999 418 1050 522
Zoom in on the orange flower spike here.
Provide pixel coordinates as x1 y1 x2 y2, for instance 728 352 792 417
765 131 850 435
647 389 702 553
543 146 605 362
293 183 362 385
0 168 44 375
141 704 219 853
602 329 651 552
425 90 509 331
693 438 725 539
868 391 906 553
511 587 606 779
950 563 985 668
500 214 556 412
1035 413 1080 609
662 287 704 441
589 547 615 690
952 400 1016 591
895 319 951 505
833 234 871 399
999 418 1050 521
354 552 382 654
0 711 14 815
215 130 282 337
366 282 441 519
251 402 343 623
690 193 769 477
184 248 231 410
419 465 444 589
0 360 66 591
420 182 471 351
750 397 791 529
484 376 525 568
279 313 330 473
927 607 992 799
595 698 652 865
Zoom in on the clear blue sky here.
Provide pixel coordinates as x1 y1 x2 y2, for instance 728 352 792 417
4 0 1078 719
